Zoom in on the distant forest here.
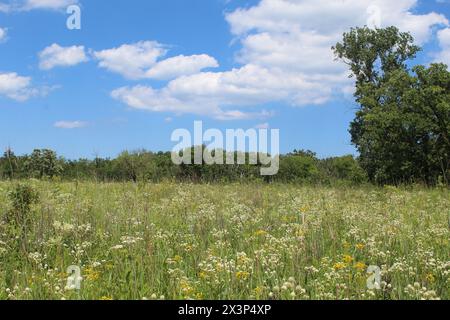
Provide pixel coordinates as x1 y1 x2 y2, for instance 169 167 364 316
0 148 369 185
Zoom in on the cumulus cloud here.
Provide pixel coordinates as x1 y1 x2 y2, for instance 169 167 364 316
39 44 88 70
94 41 167 80
111 81 273 120
0 72 38 101
54 120 88 129
110 0 448 120
145 54 219 80
94 42 218 80
435 28 450 66
0 71 57 101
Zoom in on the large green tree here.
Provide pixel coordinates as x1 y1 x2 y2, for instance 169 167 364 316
334 26 450 185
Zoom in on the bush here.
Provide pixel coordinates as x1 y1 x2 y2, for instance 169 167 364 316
6 184 39 230
276 155 319 183
319 156 367 184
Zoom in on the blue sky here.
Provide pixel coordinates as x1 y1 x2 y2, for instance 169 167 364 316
0 0 449 159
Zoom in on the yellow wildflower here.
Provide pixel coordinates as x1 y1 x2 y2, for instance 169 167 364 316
333 262 346 271
300 206 310 214
199 271 208 280
236 271 250 281
180 279 195 296
195 293 204 300
426 273 435 283
254 286 264 297
255 230 267 236
356 243 366 250
354 262 367 272
84 267 101 281
343 255 354 264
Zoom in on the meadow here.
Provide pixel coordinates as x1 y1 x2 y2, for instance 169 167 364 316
0 180 448 300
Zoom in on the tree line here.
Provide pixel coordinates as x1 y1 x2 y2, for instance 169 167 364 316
0 148 367 184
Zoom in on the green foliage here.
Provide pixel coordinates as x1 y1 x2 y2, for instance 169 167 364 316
277 153 319 183
334 26 450 185
6 184 39 227
0 149 17 179
0 147 366 185
4 184 40 255
26 149 63 179
319 156 367 184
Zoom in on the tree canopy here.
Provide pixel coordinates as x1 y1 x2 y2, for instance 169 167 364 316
334 26 450 185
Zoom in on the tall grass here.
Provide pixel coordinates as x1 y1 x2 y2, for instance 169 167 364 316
0 181 448 300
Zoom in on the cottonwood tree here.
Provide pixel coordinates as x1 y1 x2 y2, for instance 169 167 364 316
333 26 450 185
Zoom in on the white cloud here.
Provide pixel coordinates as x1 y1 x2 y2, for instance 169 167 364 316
94 42 218 80
111 81 274 120
0 28 7 42
435 28 450 66
54 120 88 129
145 54 219 80
39 43 88 70
0 2 11 12
0 72 38 101
94 41 167 80
111 0 448 120
23 0 77 10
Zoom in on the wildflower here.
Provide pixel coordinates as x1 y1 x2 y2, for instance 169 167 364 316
84 267 101 281
195 293 204 300
343 255 354 264
354 262 367 272
180 279 195 296
356 243 366 250
300 206 310 214
334 262 346 270
426 274 435 283
342 241 351 249
236 271 250 281
254 286 265 297
199 271 208 280
255 230 267 236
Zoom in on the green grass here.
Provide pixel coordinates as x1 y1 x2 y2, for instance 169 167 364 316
0 180 448 300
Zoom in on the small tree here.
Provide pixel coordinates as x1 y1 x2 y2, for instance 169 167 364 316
5 184 39 252
0 148 17 179
27 149 62 179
